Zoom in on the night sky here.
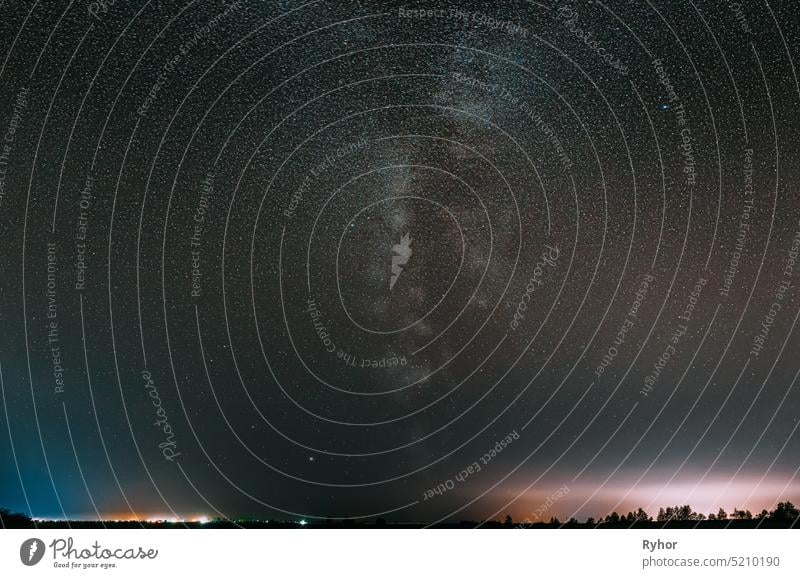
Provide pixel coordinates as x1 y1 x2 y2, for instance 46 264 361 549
1 0 799 525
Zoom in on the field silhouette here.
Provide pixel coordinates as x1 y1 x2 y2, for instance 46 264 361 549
2 502 797 529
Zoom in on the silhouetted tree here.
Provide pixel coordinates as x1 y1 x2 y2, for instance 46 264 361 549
658 507 678 521
0 508 32 528
769 502 799 524
504 515 513 527
717 508 728 520
634 508 651 522
586 517 595 525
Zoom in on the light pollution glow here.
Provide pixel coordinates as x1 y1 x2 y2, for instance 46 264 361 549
503 475 800 522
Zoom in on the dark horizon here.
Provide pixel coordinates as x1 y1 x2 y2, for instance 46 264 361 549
4 500 799 529
3 501 800 530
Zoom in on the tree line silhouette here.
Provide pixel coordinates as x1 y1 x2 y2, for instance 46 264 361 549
2 502 798 529
512 501 799 528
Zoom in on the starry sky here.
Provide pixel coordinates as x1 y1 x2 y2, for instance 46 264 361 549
1 0 799 524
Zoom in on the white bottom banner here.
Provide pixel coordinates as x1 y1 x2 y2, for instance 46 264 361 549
1 529 796 577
